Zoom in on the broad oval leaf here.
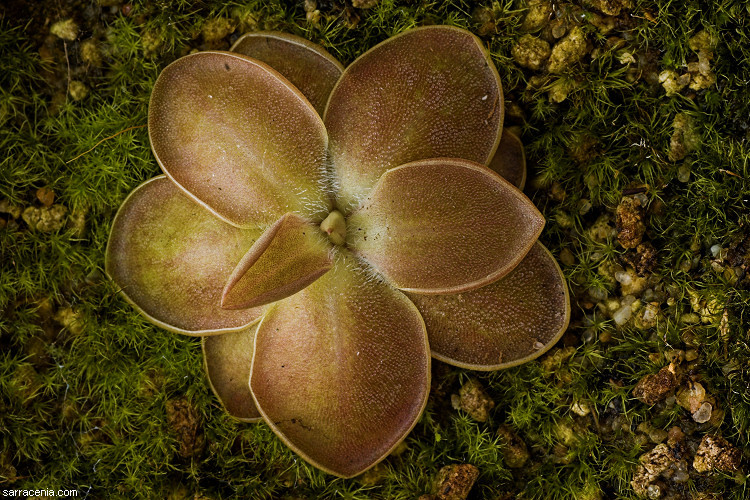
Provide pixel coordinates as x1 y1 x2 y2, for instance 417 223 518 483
407 242 570 370
105 176 264 335
149 51 331 227
347 158 545 294
222 212 333 310
325 25 503 212
250 253 430 478
488 129 526 189
203 326 262 421
231 31 344 117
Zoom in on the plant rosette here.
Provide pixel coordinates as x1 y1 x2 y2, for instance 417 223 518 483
106 26 570 478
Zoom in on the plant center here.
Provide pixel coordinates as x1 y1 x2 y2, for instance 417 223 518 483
320 210 346 246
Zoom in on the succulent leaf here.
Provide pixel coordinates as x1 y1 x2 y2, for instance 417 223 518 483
407 243 570 369
324 25 503 212
105 176 264 334
488 130 526 189
231 31 344 117
149 51 331 227
347 158 545 294
250 254 430 478
203 326 262 421
221 212 333 310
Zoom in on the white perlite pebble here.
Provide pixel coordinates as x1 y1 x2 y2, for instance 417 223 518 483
615 270 632 285
692 402 713 423
613 304 632 325
710 244 722 257
50 19 79 41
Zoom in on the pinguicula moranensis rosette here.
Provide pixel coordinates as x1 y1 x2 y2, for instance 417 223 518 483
106 26 570 478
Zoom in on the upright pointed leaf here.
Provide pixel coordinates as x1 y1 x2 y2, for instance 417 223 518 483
149 51 331 227
407 243 570 370
203 326 262 421
488 130 526 189
325 26 503 212
231 31 344 116
250 254 430 478
222 212 333 310
105 176 264 335
347 158 544 294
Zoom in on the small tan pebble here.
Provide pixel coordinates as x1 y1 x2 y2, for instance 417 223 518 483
0 199 23 219
571 400 591 417
473 6 497 37
522 0 553 32
553 209 574 228
688 30 718 53
632 363 679 405
559 247 575 266
549 181 566 201
548 77 576 103
54 307 86 335
497 425 530 468
616 267 648 296
36 187 55 207
201 18 235 43
512 34 551 70
623 242 658 275
389 441 408 457
684 349 699 362
433 464 480 500
80 39 103 66
452 378 495 422
688 64 716 91
306 8 321 24
634 302 660 330
587 12 615 34
357 462 387 486
676 381 706 414
692 402 713 424
616 196 646 249
631 443 689 496
669 113 701 162
585 0 633 16
588 214 616 242
667 426 685 446
141 30 164 57
659 69 690 96
22 205 68 232
165 398 205 458
69 80 89 101
693 435 742 473
352 0 380 8
547 27 589 74
50 18 79 41
67 207 88 237
549 19 568 39
540 346 575 372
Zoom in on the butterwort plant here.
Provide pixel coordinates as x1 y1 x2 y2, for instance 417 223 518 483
106 26 570 477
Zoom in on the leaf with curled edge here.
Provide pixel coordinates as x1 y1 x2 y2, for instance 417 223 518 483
149 51 331 228
407 242 570 370
347 158 544 295
222 212 333 310
250 253 430 478
105 176 264 335
231 31 344 117
324 26 503 213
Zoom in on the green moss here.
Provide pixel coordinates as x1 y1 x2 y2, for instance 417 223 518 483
3 0 750 498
